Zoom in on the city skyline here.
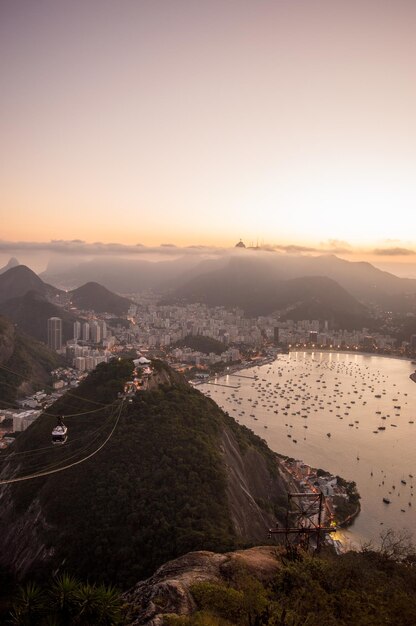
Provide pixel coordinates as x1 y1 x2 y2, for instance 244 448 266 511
1 0 416 275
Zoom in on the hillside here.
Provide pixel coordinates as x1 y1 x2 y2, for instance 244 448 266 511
0 315 61 404
68 281 133 315
0 360 288 587
0 290 77 343
174 334 227 355
40 255 203 292
168 257 370 328
0 265 61 304
41 252 416 312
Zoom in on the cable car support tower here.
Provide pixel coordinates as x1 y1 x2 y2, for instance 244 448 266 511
268 491 336 554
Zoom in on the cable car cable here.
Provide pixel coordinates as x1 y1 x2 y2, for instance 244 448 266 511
0 400 124 486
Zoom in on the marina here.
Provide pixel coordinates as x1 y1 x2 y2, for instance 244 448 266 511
200 351 416 547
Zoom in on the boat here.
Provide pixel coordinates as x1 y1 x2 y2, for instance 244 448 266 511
383 498 391 504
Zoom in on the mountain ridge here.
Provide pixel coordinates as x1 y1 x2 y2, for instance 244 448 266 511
0 360 288 587
68 281 133 315
0 315 62 404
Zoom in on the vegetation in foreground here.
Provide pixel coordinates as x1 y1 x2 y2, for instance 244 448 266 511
7 573 125 625
5 531 416 625
165 531 416 626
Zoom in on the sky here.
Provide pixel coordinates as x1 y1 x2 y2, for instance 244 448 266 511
1 0 416 275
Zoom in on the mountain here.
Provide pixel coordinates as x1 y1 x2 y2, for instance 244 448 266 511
68 282 133 315
166 252 416 318
168 254 416 314
40 252 416 312
167 257 370 328
0 257 20 275
297 254 416 311
40 255 205 292
0 315 61 404
0 360 289 587
0 291 77 343
0 265 62 304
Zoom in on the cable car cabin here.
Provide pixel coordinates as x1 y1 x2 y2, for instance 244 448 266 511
51 424 68 445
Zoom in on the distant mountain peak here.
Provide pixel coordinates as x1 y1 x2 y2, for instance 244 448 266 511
0 257 20 275
69 281 132 315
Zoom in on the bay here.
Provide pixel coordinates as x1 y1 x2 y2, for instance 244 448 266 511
200 351 416 547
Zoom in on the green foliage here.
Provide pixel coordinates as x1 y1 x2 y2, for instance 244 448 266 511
9 575 124 625
9 581 47 625
0 317 60 404
5 360 236 587
269 548 416 625
174 335 226 356
166 544 416 626
191 583 245 623
190 574 269 626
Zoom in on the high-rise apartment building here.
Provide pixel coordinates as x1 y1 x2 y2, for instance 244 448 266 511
273 327 279 344
47 317 62 351
90 322 101 343
98 320 107 340
73 321 81 340
82 322 90 342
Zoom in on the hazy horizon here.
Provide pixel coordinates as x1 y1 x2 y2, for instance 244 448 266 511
1 239 416 279
1 1 416 275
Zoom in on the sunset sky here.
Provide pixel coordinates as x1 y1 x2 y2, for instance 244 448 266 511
1 0 415 275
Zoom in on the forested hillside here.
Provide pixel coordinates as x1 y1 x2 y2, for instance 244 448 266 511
0 315 61 404
0 360 287 588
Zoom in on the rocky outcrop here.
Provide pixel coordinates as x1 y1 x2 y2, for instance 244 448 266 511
125 546 281 625
221 427 285 540
0 488 55 578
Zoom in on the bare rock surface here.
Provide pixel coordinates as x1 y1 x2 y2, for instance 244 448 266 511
125 546 281 625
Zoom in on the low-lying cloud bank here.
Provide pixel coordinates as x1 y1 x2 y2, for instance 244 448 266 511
372 247 415 256
0 240 227 257
0 239 415 260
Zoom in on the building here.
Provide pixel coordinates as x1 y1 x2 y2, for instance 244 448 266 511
273 327 280 344
74 356 86 371
98 320 107 340
13 410 41 432
90 321 101 343
47 317 62 351
82 322 90 342
309 331 318 344
73 321 81 340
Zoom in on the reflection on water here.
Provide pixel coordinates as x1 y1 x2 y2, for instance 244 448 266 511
200 351 416 547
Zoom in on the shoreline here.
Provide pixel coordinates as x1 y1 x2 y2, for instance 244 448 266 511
198 350 416 549
290 348 416 363
194 350 415 388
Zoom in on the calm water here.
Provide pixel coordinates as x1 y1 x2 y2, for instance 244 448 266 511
200 352 416 547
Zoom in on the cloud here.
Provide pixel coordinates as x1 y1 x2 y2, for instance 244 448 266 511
273 240 353 255
0 239 227 258
372 247 416 256
274 244 318 254
322 239 353 253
